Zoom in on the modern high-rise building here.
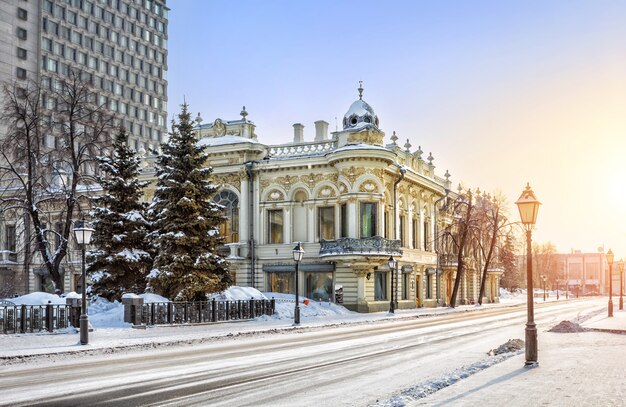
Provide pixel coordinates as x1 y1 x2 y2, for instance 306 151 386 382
0 0 168 152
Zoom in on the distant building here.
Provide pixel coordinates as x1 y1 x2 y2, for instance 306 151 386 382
0 0 169 151
555 250 616 296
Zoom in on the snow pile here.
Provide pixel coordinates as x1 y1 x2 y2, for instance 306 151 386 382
140 293 170 303
262 292 354 320
211 286 267 301
88 297 129 328
373 341 524 407
549 320 587 333
4 292 66 305
488 338 524 355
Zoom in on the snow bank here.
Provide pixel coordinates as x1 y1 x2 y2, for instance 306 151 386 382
211 286 267 301
262 292 354 320
140 293 170 303
89 297 129 328
4 292 66 305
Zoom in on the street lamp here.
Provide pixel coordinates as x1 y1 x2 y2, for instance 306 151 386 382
388 256 397 314
515 182 541 367
619 259 624 311
607 249 614 317
541 275 547 301
73 220 94 345
292 242 304 325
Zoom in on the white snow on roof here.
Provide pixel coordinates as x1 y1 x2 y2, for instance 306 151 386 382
197 136 256 147
332 143 391 153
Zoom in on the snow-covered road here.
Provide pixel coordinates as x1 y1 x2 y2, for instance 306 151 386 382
0 298 604 407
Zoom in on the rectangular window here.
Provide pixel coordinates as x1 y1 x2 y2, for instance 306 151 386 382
17 28 27 40
424 222 430 251
360 202 377 238
402 272 409 300
318 206 335 241
374 271 388 300
267 272 294 294
412 218 418 249
16 67 26 79
340 203 348 238
5 225 16 252
17 7 28 20
268 209 283 244
384 210 391 239
305 272 333 301
17 47 27 60
400 215 406 247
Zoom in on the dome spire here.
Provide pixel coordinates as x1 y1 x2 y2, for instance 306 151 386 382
358 80 363 100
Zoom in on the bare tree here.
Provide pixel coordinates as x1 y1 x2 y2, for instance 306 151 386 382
475 192 511 305
0 72 113 292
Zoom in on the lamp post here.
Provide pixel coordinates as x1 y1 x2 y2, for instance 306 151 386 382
541 275 547 301
388 256 396 314
556 280 559 300
619 259 624 311
292 242 304 325
515 183 541 367
73 220 94 345
607 249 614 317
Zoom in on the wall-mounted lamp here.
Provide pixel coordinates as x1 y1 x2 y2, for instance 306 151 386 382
366 272 371 280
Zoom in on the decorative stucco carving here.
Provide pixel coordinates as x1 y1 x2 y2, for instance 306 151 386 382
341 166 365 184
275 175 299 191
267 190 284 201
318 187 336 198
301 173 323 189
359 182 377 193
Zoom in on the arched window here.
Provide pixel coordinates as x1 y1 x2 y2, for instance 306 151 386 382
214 190 239 243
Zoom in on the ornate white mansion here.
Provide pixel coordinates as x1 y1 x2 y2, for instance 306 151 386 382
182 85 502 311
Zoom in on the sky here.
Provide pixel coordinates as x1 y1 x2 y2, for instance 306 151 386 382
166 1 626 258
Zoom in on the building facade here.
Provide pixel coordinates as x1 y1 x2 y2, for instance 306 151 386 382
165 87 503 312
0 0 168 152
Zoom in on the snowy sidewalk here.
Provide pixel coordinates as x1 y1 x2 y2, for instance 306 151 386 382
408 301 626 406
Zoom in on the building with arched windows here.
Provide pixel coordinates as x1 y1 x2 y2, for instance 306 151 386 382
182 86 502 312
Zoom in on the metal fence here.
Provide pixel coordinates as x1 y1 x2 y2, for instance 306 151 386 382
0 303 72 334
139 298 275 326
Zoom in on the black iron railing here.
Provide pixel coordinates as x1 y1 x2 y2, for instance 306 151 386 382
0 303 72 334
139 298 275 326
319 236 402 257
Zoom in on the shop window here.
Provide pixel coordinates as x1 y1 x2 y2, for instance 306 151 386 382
374 271 388 300
318 206 335 241
266 272 293 294
268 209 283 244
360 202 377 238
305 272 333 301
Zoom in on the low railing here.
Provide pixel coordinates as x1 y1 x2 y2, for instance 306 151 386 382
132 298 275 326
0 302 72 334
268 140 335 158
319 236 402 257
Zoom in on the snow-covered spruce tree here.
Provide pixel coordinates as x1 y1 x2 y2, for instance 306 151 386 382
88 127 153 301
148 103 231 301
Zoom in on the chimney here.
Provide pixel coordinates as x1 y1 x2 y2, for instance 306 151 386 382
314 120 329 141
293 123 304 143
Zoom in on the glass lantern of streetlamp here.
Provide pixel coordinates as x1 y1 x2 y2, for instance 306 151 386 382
73 221 95 245
606 249 614 266
619 259 624 273
292 242 304 262
388 256 397 271
515 183 541 226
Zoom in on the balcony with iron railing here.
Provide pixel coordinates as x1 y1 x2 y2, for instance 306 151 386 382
319 236 402 258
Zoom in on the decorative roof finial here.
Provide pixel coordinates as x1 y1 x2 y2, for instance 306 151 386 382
444 170 450 180
195 112 203 125
428 152 434 165
240 106 248 120
390 130 398 145
358 80 363 100
404 139 412 152
415 145 423 160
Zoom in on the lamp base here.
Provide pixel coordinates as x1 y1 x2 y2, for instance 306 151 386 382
79 314 89 345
